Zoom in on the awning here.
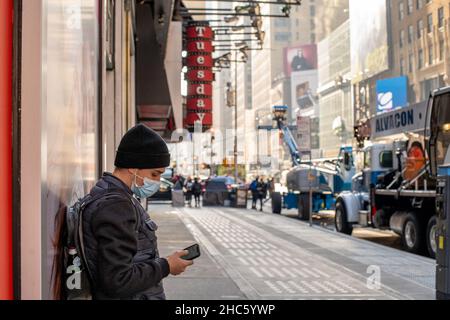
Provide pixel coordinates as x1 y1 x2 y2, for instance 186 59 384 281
135 0 181 138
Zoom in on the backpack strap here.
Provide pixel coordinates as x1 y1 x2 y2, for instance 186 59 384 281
77 190 141 284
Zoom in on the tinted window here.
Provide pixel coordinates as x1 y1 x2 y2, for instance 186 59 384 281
206 181 227 191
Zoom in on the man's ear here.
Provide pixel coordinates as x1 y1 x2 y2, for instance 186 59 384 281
128 168 138 176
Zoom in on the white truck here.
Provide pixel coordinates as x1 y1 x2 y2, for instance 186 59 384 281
335 87 450 258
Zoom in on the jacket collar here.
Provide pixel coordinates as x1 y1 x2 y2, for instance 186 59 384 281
102 172 133 196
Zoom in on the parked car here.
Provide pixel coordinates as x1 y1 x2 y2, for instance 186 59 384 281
203 176 236 206
148 170 174 203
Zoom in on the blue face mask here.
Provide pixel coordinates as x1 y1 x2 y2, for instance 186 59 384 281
131 172 161 199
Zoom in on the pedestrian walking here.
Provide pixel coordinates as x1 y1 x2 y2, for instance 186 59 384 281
184 177 193 207
192 178 202 208
257 178 268 212
249 177 259 210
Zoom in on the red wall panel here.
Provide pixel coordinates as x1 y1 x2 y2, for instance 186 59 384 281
0 0 14 300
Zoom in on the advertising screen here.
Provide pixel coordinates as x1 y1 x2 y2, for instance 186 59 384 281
350 0 389 81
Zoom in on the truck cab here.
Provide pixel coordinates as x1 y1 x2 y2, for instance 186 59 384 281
335 143 397 234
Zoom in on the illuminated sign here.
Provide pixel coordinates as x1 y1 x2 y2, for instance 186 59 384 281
184 22 215 132
376 76 408 114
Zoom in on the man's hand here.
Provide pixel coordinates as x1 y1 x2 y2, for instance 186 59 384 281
166 250 194 276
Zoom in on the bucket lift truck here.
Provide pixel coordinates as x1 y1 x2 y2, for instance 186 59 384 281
259 105 354 220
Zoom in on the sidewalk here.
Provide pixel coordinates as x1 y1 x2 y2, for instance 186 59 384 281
152 207 246 300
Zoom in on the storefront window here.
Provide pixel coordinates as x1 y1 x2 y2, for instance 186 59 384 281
41 0 99 299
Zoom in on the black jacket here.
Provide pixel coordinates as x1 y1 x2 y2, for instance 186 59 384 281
82 173 170 300
192 182 202 195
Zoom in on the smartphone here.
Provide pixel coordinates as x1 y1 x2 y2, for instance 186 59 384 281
181 244 201 260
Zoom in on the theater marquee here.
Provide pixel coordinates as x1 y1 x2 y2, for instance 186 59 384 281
184 22 215 132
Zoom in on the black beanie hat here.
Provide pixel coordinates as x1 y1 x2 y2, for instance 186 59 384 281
114 124 171 169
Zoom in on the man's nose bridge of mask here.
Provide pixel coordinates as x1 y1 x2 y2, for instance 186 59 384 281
136 172 161 184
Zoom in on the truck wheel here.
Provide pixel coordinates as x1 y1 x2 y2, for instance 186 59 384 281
271 192 282 214
401 212 425 255
335 200 353 235
426 215 437 259
297 194 310 221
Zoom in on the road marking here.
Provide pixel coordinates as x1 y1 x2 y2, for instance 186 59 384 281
276 281 296 294
288 281 309 294
324 281 349 294
290 268 309 279
312 268 332 278
264 281 283 294
249 267 263 278
238 257 250 266
312 281 335 294
270 267 287 279
259 267 275 278
237 249 247 256
255 257 268 266
302 268 321 279
229 250 239 257
294 258 309 267
300 281 322 294
334 280 362 294
279 257 295 267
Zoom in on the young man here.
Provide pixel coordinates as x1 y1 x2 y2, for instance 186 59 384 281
82 124 193 300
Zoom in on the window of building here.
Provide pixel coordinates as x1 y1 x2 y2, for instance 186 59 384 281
408 25 414 43
417 19 423 38
417 0 423 10
427 13 433 33
421 75 445 100
438 7 444 29
418 48 424 69
399 2 405 20
407 0 413 15
400 30 405 48
409 53 414 73
400 57 405 75
428 44 433 65
440 39 445 61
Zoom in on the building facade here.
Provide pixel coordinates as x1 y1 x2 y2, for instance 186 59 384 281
354 0 450 127
317 20 353 157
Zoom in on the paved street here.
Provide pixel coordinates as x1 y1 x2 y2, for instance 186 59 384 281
150 203 436 300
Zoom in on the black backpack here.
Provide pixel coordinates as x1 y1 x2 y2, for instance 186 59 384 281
62 190 139 300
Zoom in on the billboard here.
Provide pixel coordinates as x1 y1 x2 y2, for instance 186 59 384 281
284 44 318 77
376 76 408 114
350 0 389 81
286 45 318 118
291 70 319 116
